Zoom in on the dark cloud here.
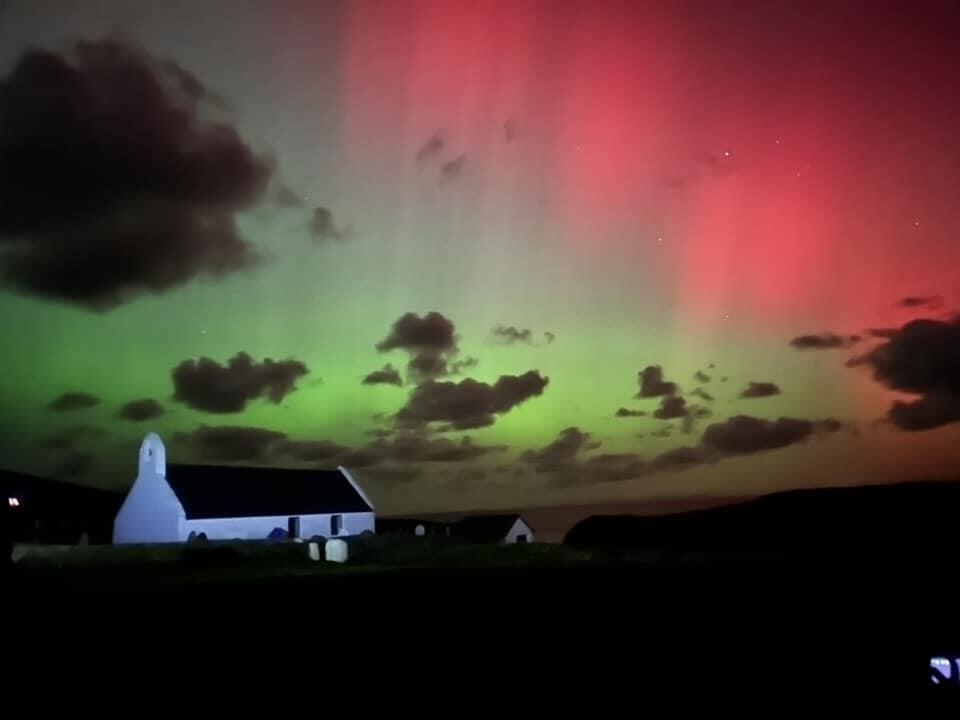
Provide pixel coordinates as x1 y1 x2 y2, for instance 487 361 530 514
615 407 647 418
377 311 461 382
273 183 303 208
708 363 716 369
449 356 479 375
310 206 351 243
362 364 403 387
636 365 678 398
365 427 395 439
739 381 781 399
898 295 943 310
654 395 688 420
691 387 714 403
651 425 673 438
39 424 103 450
370 434 505 464
789 333 861 350
521 427 601 473
339 447 386 468
548 452 647 488
363 465 423 485
853 317 960 430
652 444 716 471
173 425 286 463
649 414 844 475
490 325 556 347
720 376 729 382
701 415 839 455
415 132 444 163
273 439 348 463
888 392 960 431
0 39 272 311
523 428 651 488
52 451 94 479
867 327 899 339
172 351 309 413
681 405 712 434
396 371 549 430
694 371 711 383
441 154 467 181
490 325 533 345
49 392 100 411
118 398 164 421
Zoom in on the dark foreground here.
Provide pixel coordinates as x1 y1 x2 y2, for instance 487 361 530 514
8 545 960 709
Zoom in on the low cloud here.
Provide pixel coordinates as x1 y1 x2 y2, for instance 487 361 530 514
490 325 556 346
789 333 861 350
694 371 711 383
691 388 714 402
39 424 104 450
701 415 839 455
615 407 647 418
362 364 403 387
52 451 94 479
415 132 444 163
396 371 549 430
377 311 461 382
310 206 352 243
273 439 348 463
521 427 600 473
852 317 960 430
0 39 272 311
739 381 781 399
173 425 287 463
172 351 309 413
898 295 943 310
118 398 164 421
654 395 688 420
49 392 100 411
636 365 678 398
441 154 467 181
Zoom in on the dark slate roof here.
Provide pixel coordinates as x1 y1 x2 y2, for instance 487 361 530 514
166 464 372 520
453 514 530 541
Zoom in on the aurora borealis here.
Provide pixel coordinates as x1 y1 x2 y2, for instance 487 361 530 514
1 0 958 515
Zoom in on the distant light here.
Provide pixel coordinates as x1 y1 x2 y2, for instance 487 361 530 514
723 150 731 158
775 138 781 145
656 236 663 243
914 219 920 227
8 496 19 508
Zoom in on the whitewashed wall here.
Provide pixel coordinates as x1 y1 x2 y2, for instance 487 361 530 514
114 433 185 544
505 517 535 544
184 511 375 541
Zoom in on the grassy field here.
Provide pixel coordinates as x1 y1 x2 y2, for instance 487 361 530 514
7 537 959 706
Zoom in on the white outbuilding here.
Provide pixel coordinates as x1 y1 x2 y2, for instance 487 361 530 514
113 433 375 544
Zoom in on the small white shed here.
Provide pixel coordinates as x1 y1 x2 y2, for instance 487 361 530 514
113 433 375 544
453 514 535 544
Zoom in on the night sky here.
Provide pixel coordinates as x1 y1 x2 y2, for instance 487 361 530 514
1 0 958 515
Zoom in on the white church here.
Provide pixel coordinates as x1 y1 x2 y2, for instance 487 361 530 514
114 433 375 544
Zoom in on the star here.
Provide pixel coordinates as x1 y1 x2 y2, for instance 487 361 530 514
656 236 663 243
914 219 921 227
723 150 731 158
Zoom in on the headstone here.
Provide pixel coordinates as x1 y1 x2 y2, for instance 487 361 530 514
308 542 321 561
325 538 348 563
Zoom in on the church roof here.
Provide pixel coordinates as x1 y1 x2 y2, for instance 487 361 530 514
166 464 372 520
